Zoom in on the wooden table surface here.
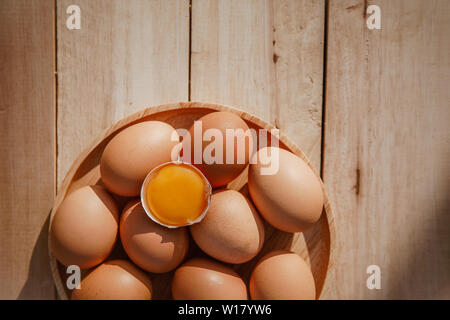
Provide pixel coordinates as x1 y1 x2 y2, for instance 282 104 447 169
0 0 448 299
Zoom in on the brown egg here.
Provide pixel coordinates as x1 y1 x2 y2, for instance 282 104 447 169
100 121 179 196
71 260 152 300
120 200 189 273
248 147 324 232
249 250 316 300
172 258 248 300
182 111 253 188
50 185 119 269
190 189 264 264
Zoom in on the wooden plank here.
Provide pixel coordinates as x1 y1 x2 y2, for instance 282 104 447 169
323 0 450 299
57 0 190 187
190 0 325 171
0 0 55 299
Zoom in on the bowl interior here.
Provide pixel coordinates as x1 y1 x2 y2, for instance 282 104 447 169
50 103 333 300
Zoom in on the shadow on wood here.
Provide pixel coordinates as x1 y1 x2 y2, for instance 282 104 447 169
386 193 450 299
18 213 55 299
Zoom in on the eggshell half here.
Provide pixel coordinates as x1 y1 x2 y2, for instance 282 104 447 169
50 185 119 269
100 121 179 196
120 200 189 273
249 250 316 300
172 258 248 300
71 260 152 300
190 189 264 264
248 147 324 232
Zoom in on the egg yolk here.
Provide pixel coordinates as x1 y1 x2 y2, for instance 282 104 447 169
146 163 209 226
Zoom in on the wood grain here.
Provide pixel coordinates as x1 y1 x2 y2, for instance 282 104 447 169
0 0 55 299
323 0 450 299
190 0 325 171
57 0 190 188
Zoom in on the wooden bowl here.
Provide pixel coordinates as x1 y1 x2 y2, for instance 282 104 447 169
48 102 336 300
